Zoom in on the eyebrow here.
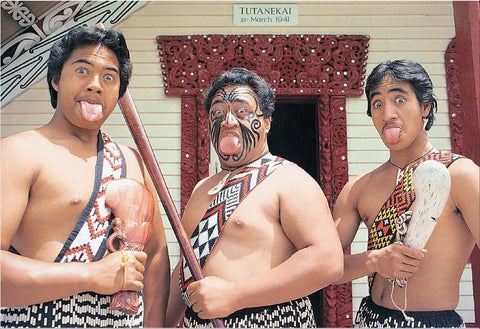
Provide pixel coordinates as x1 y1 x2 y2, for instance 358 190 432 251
370 87 408 99
71 58 119 74
211 97 250 105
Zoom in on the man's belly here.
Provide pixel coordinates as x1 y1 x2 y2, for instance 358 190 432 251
202 237 295 282
371 274 460 311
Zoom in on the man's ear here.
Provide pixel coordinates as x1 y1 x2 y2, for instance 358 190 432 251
51 78 59 92
422 104 431 117
264 117 272 133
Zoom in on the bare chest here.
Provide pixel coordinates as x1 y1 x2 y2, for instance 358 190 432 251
13 155 101 259
357 178 397 230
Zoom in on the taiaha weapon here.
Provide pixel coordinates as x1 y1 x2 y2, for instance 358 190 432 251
105 178 154 314
117 89 226 328
93 21 223 326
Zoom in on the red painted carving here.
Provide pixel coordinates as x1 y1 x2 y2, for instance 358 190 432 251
318 96 333 208
196 94 210 182
318 95 353 327
330 97 349 201
445 36 479 328
445 38 466 156
180 97 198 214
157 34 369 327
157 34 368 97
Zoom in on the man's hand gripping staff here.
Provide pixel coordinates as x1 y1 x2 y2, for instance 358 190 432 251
105 178 154 315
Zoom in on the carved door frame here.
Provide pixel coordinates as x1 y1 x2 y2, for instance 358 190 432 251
157 34 370 327
445 37 480 328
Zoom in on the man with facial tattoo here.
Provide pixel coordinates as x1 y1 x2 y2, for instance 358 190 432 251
166 68 344 327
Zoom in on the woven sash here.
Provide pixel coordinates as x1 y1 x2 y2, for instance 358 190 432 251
56 132 125 262
179 154 287 298
367 150 461 290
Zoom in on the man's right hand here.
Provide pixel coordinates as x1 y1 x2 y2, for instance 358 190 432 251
372 242 426 279
89 250 147 295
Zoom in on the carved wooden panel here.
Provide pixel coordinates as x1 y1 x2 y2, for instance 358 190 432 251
318 95 352 327
445 36 480 328
157 34 368 97
157 33 369 327
445 38 466 155
1 1 146 105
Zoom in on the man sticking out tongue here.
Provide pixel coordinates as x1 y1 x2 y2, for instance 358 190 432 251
219 132 241 156
334 60 479 328
80 101 103 122
384 125 402 145
166 68 344 328
1 26 170 328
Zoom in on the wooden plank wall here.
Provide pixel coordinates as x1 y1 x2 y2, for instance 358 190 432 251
0 1 473 323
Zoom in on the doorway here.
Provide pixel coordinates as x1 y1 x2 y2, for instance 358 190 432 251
267 101 323 325
268 102 318 180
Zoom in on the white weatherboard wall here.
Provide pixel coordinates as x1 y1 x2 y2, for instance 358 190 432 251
0 1 474 323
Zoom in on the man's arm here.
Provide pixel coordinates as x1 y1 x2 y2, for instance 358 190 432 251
141 170 170 327
187 164 344 318
333 178 371 283
450 158 480 246
334 175 425 284
1 250 146 306
166 262 187 327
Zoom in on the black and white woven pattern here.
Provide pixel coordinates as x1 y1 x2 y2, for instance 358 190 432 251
184 296 315 328
1 293 143 328
355 296 465 328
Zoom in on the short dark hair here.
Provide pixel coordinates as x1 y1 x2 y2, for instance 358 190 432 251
204 67 275 118
365 60 437 130
47 26 132 109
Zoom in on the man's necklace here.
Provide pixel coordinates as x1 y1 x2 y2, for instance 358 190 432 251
388 146 435 170
207 169 233 195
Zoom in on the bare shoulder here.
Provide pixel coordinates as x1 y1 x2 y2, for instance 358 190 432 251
334 164 388 215
448 156 479 202
116 144 146 180
270 162 321 192
2 130 47 165
338 169 377 198
448 156 479 178
275 161 313 180
2 129 44 149
447 156 480 244
117 144 140 162
1 130 51 189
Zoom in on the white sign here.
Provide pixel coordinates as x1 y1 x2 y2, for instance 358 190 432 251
233 4 298 26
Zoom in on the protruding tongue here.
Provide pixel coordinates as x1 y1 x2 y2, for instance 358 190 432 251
384 127 402 145
80 101 103 122
219 135 240 155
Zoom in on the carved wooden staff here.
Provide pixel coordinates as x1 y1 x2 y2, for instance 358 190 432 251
118 90 225 328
